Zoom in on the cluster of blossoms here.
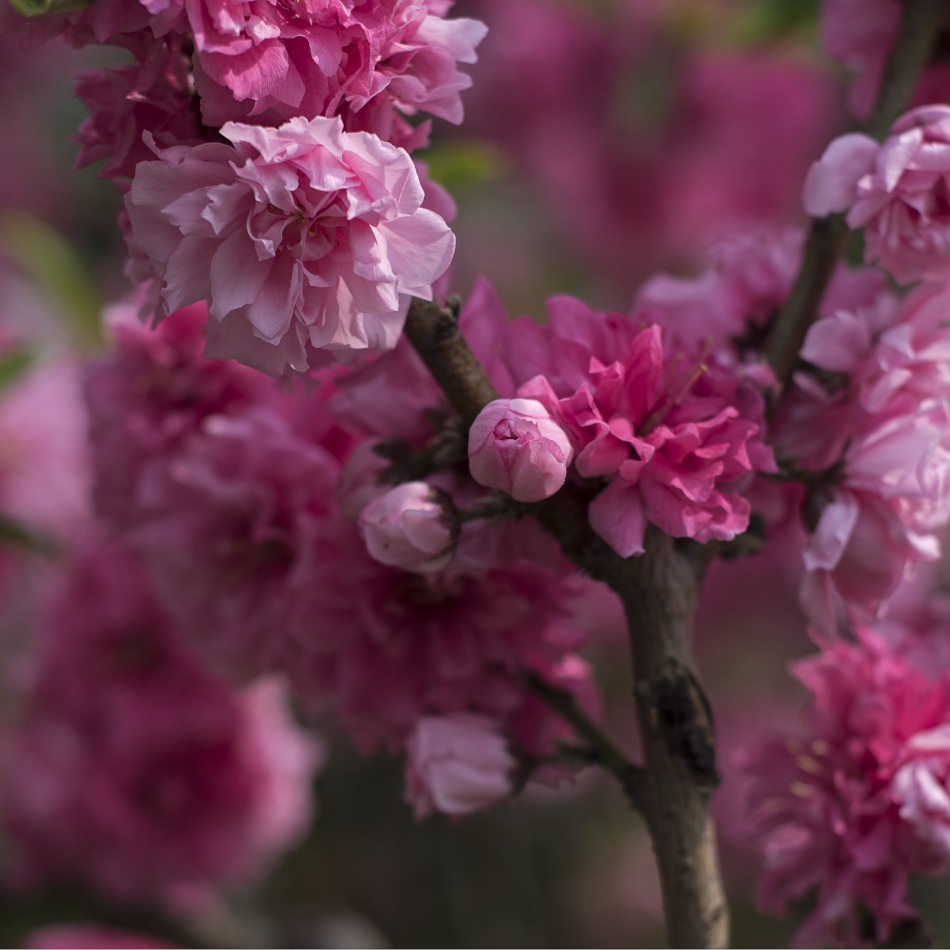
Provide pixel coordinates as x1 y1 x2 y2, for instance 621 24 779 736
1 539 321 901
11 0 950 943
3 0 483 374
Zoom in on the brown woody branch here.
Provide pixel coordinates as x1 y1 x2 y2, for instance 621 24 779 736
403 297 728 948
762 0 949 390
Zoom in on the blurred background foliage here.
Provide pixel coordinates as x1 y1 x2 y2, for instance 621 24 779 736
4 0 950 947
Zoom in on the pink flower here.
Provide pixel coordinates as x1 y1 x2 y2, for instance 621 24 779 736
803 107 950 282
739 630 950 945
892 724 950 872
404 713 515 818
23 924 178 949
358 481 457 573
286 513 591 754
180 0 486 143
503 300 776 557
125 115 455 375
129 409 340 682
0 540 322 901
73 37 205 191
468 398 572 503
86 299 274 530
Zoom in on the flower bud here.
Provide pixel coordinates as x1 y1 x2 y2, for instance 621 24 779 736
467 398 572 503
357 481 457 574
404 714 515 818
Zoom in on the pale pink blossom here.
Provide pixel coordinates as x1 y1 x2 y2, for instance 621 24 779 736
0 355 91 544
892 724 950 872
804 107 950 282
404 713 515 818
179 0 486 142
468 398 572 503
0 540 322 901
358 480 457 573
125 115 455 374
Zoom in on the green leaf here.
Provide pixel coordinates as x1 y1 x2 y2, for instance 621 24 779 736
422 141 505 193
0 515 55 555
0 211 103 350
8 0 91 16
0 348 35 394
733 0 819 44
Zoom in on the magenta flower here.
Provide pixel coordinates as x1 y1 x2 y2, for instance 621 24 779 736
468 398 573 503
404 713 515 818
804 107 950 283
358 481 458 573
287 514 592 754
502 300 776 557
739 629 950 946
86 299 274 530
0 541 321 901
129 409 341 682
125 115 455 374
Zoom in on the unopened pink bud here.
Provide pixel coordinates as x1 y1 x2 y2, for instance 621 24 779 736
358 481 457 574
404 714 516 818
467 399 572 503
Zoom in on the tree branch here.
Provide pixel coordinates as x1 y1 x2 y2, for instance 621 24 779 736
762 0 948 390
403 297 728 948
526 671 646 809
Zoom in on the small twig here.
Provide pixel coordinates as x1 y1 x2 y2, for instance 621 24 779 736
762 0 948 391
526 671 646 809
457 492 532 524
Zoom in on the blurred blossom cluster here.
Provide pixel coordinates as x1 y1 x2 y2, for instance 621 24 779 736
6 0 950 947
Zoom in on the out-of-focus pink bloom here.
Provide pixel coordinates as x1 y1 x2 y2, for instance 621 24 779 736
819 0 900 118
128 409 339 682
358 481 457 573
86 299 273 530
73 38 205 192
0 355 90 543
125 116 455 375
804 108 950 282
1 540 321 901
23 924 178 949
468 398 572 503
739 630 950 946
288 513 591 754
635 229 888 364
461 0 837 291
404 713 515 818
